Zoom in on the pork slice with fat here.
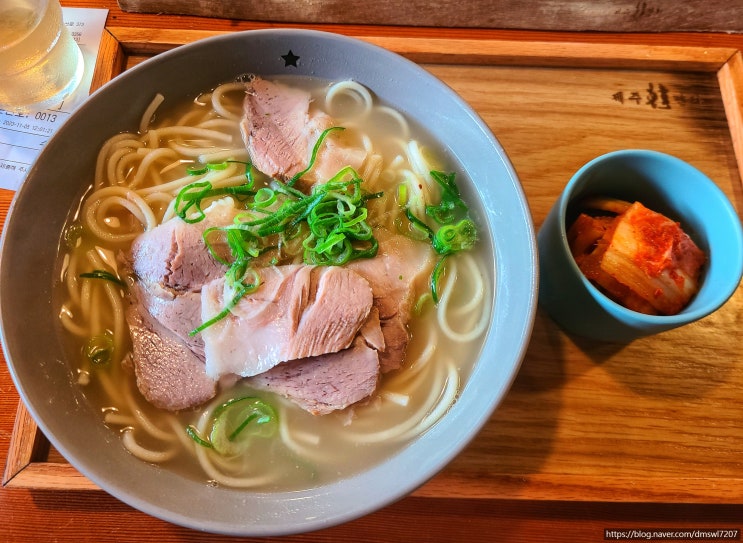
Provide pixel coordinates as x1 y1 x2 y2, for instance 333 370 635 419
121 199 240 410
240 77 310 181
200 265 376 379
348 233 435 372
129 198 234 292
239 77 366 188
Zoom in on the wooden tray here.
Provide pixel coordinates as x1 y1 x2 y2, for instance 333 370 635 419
4 28 743 503
116 0 743 33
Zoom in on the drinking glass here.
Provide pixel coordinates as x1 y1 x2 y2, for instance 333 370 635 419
0 0 84 112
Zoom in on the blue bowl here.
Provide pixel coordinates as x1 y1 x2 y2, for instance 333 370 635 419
538 149 743 342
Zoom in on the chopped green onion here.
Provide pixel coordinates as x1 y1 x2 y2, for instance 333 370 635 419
413 291 432 315
204 396 278 456
432 218 477 255
404 171 478 303
174 181 213 223
64 223 84 249
178 128 381 334
186 425 213 449
84 332 114 366
251 187 277 208
79 269 127 288
175 161 256 223
397 184 408 206
425 170 468 225
430 255 449 304
186 165 209 176
186 161 230 176
287 126 344 186
405 207 434 239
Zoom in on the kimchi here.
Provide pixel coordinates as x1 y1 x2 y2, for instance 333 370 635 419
567 198 706 315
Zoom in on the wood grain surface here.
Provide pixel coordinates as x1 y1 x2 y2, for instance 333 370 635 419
1 2 743 541
116 0 743 33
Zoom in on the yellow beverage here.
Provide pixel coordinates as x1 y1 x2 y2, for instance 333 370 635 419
0 0 84 111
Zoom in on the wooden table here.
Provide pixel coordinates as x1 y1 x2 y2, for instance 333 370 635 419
2 2 743 541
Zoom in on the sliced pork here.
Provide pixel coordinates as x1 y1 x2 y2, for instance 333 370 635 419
124 198 237 363
240 77 366 188
130 197 234 291
130 280 205 360
200 265 376 379
123 198 393 414
249 337 380 415
125 286 216 411
123 211 433 413
348 233 436 372
121 200 237 411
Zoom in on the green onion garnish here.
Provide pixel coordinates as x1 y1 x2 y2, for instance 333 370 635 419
425 170 468 225
175 162 256 224
79 269 127 288
186 161 230 176
185 396 278 456
84 332 114 366
175 127 381 334
185 425 213 449
404 170 478 304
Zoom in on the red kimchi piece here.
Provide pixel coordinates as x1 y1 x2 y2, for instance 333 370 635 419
567 201 706 315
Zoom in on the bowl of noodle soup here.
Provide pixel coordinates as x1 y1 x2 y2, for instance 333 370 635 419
0 29 537 535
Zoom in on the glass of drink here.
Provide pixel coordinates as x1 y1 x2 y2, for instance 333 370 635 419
0 0 84 112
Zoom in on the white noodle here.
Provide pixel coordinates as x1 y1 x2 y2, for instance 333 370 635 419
85 249 127 358
211 82 247 121
437 256 491 342
189 401 280 487
396 362 459 441
344 365 447 443
95 371 127 414
82 186 158 242
104 412 136 426
122 428 177 463
325 80 373 120
59 307 90 337
197 118 240 131
175 107 214 127
151 125 233 143
139 93 165 134
197 147 250 163
374 105 410 140
63 251 81 306
121 381 177 443
95 135 143 188
106 146 137 186
278 405 328 462
129 148 179 188
381 391 410 407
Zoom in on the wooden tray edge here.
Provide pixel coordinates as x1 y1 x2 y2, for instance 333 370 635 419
718 50 743 183
105 26 738 71
6 28 743 502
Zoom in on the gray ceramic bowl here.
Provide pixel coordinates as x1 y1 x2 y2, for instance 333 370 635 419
0 29 537 535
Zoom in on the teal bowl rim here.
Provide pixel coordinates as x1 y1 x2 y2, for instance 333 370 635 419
556 148 743 326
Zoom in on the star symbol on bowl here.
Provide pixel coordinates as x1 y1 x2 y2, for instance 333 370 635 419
281 50 300 67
